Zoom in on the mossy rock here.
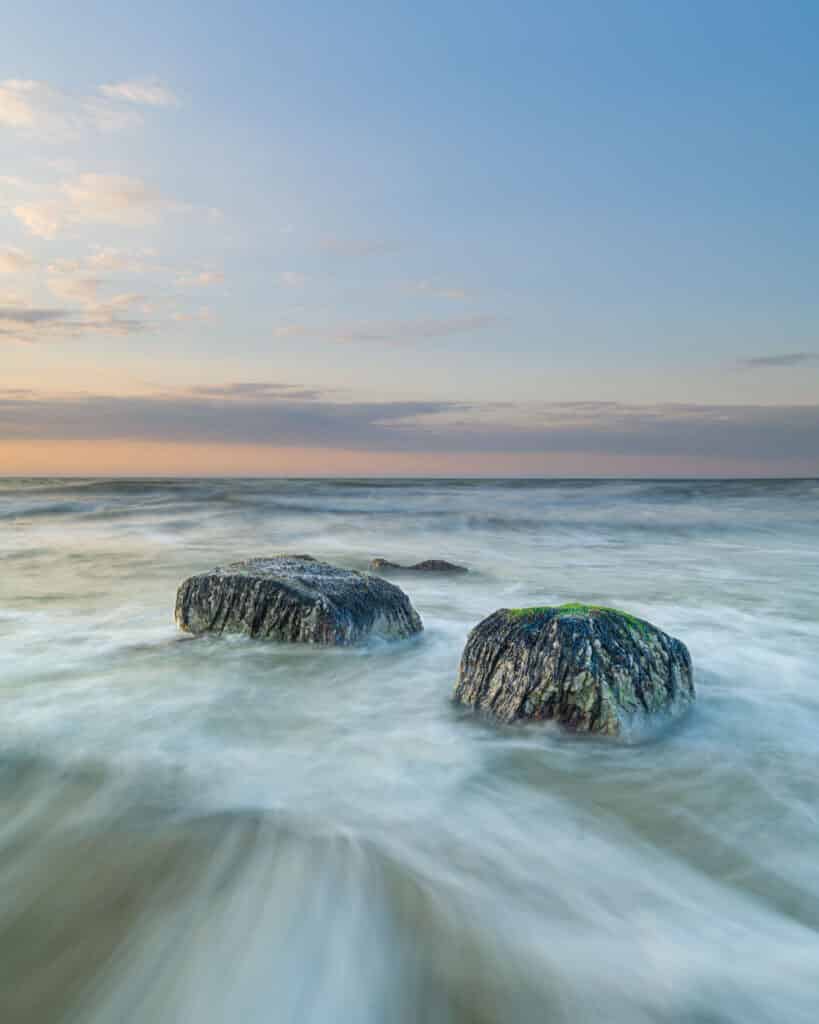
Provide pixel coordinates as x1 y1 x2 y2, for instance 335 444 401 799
175 555 423 645
454 604 694 737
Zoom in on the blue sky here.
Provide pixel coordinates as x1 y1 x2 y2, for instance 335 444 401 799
1 1 817 474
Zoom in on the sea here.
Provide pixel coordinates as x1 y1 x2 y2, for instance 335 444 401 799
1 477 818 1023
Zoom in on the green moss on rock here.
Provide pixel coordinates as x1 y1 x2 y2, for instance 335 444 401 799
507 603 651 634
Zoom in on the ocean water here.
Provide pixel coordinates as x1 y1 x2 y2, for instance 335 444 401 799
1 477 819 1023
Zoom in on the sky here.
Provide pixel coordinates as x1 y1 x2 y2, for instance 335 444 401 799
1 0 817 476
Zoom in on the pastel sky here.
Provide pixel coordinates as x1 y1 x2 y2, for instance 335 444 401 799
1 1 817 476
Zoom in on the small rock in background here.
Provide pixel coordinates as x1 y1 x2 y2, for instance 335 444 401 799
369 557 468 574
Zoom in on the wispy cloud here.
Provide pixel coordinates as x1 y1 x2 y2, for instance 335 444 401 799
99 78 179 107
414 280 470 300
176 270 224 287
45 247 156 276
186 381 323 401
12 173 182 239
335 316 496 343
738 352 818 369
172 307 214 323
319 237 399 257
0 297 150 344
279 271 307 287
30 245 221 335
0 307 69 325
2 271 152 342
47 275 102 307
0 78 147 140
0 248 34 273
46 274 146 319
0 75 220 353
87 247 154 273
273 315 497 344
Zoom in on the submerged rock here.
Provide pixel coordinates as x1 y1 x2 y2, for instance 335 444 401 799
370 558 468 574
453 604 694 737
175 555 423 645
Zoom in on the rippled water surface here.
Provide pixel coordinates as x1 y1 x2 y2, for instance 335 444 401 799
1 477 819 1023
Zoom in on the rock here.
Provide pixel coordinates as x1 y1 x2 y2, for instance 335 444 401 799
453 603 694 737
369 557 468 574
175 555 423 645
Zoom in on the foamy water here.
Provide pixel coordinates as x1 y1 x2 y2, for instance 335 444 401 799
1 478 818 1022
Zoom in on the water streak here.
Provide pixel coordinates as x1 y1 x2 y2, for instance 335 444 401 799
1 478 818 1022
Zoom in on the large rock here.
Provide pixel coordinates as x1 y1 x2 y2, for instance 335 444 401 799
453 604 694 737
175 555 423 645
370 558 468 574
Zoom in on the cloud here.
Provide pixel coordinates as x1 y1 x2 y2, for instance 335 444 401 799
1 389 817 465
0 316 149 344
35 248 216 336
172 307 214 322
0 80 77 138
186 382 322 401
46 248 154 275
45 274 146 317
0 307 69 324
88 247 153 273
99 78 179 107
0 288 150 342
13 173 179 238
62 174 166 223
272 315 497 344
0 248 34 273
12 201 63 239
414 280 470 300
46 258 83 275
0 288 28 307
335 316 496 342
279 271 307 287
319 237 399 257
0 388 452 446
47 275 101 307
738 352 818 369
0 80 40 128
0 78 143 140
176 270 224 287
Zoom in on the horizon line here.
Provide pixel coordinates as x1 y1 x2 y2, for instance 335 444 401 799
2 473 817 483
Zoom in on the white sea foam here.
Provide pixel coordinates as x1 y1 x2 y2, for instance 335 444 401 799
0 478 818 1021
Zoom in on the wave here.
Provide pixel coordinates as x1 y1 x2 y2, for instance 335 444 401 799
1 751 818 1024
2 478 819 1022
